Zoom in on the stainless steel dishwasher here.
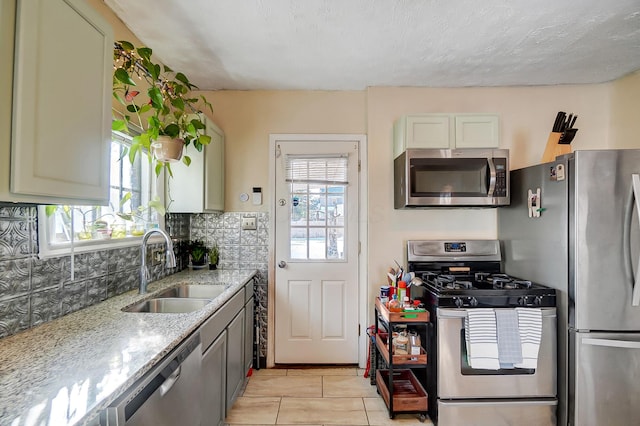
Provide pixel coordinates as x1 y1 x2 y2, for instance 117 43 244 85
102 333 202 426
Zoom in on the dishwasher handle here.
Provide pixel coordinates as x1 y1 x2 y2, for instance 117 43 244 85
159 365 181 397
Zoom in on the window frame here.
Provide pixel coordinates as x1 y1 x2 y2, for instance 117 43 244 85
37 131 166 259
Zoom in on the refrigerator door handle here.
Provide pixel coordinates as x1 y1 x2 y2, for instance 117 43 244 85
487 158 496 196
582 337 640 350
623 174 640 306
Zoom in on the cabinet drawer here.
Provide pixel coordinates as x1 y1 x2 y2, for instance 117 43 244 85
201 290 244 351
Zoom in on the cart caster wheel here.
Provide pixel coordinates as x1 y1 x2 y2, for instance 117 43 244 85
389 414 395 419
418 414 426 423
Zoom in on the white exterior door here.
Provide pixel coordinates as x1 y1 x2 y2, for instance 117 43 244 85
274 138 360 364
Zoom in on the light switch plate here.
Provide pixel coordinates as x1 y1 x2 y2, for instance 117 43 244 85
241 216 257 230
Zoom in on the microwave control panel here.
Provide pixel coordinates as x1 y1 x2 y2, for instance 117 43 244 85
493 158 508 197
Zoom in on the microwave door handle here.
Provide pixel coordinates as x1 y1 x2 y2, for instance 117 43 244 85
624 174 640 306
487 158 497 196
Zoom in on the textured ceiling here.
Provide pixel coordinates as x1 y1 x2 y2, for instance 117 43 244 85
104 0 640 90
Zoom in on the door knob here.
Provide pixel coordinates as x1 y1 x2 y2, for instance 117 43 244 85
278 261 287 268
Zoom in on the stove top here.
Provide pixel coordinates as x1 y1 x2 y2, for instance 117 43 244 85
407 240 556 308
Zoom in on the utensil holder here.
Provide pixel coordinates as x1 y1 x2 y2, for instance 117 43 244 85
541 132 572 163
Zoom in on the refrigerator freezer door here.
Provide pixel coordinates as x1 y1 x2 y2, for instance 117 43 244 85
571 330 640 426
571 150 640 331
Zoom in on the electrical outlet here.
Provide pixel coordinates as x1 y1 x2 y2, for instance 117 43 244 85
241 216 257 230
151 248 165 266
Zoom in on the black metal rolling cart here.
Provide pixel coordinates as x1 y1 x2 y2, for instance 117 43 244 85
373 297 430 421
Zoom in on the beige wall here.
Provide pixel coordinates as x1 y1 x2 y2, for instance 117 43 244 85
196 90 367 211
365 85 609 300
93 0 640 317
610 70 640 149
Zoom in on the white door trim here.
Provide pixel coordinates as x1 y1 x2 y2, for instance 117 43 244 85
267 133 368 367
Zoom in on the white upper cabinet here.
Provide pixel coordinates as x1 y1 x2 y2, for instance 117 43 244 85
204 119 225 212
1 0 113 205
393 113 500 157
166 117 225 213
454 114 500 148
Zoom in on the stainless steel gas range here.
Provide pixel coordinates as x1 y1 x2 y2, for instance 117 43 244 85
407 240 558 426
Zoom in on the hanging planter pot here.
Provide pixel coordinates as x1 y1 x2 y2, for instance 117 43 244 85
151 136 184 163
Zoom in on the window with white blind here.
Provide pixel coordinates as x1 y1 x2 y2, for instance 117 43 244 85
286 155 348 260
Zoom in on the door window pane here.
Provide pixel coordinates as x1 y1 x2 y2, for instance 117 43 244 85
286 155 347 261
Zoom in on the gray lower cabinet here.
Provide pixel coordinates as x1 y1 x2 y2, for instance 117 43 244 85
226 309 245 412
244 296 255 374
202 330 227 426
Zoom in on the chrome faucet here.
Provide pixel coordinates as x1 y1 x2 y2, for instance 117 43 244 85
139 228 177 294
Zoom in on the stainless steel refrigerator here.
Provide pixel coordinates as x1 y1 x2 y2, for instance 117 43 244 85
498 149 640 426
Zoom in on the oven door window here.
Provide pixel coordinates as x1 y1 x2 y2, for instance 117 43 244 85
459 329 535 375
410 158 488 197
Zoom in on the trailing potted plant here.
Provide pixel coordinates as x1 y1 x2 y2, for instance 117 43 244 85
112 41 213 176
188 240 208 269
208 243 219 270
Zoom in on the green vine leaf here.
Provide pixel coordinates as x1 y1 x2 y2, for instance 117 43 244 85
183 155 192 166
114 68 136 86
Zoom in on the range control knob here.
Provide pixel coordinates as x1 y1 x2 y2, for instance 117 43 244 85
533 296 543 306
454 297 464 308
518 296 530 306
468 297 478 307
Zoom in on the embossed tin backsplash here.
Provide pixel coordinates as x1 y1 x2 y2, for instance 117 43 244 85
0 205 186 339
0 206 269 366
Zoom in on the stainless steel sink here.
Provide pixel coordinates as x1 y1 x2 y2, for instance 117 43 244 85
122 298 211 313
155 284 226 300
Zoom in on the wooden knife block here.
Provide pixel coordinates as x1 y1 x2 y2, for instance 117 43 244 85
541 132 572 163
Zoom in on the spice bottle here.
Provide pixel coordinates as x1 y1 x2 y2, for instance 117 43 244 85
397 281 407 304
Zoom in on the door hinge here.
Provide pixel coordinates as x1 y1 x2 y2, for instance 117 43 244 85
358 324 361 336
358 160 361 172
358 241 361 254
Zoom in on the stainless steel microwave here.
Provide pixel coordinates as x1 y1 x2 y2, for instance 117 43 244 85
394 148 510 208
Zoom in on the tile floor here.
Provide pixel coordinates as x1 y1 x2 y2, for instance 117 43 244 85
224 367 434 425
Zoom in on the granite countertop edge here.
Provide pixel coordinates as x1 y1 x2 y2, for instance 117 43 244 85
0 268 257 426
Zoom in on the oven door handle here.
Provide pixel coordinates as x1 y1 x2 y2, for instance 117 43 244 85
437 308 557 319
487 158 497 196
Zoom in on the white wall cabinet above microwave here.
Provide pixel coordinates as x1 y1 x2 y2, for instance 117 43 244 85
393 113 500 158
166 117 225 213
0 0 113 205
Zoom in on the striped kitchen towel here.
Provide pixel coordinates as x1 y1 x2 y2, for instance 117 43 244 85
514 308 543 369
495 309 523 368
465 308 500 370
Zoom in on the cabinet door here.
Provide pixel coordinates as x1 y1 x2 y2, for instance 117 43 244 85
226 308 245 412
406 115 452 149
202 330 227 426
454 114 500 148
244 296 255 374
10 0 113 204
166 142 205 213
205 119 225 212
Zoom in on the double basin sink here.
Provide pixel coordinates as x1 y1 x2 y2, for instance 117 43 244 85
122 284 226 313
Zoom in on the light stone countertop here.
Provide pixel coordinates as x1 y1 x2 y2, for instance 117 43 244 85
0 268 257 426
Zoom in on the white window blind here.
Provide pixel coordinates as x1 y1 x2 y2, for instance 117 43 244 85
285 155 349 185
